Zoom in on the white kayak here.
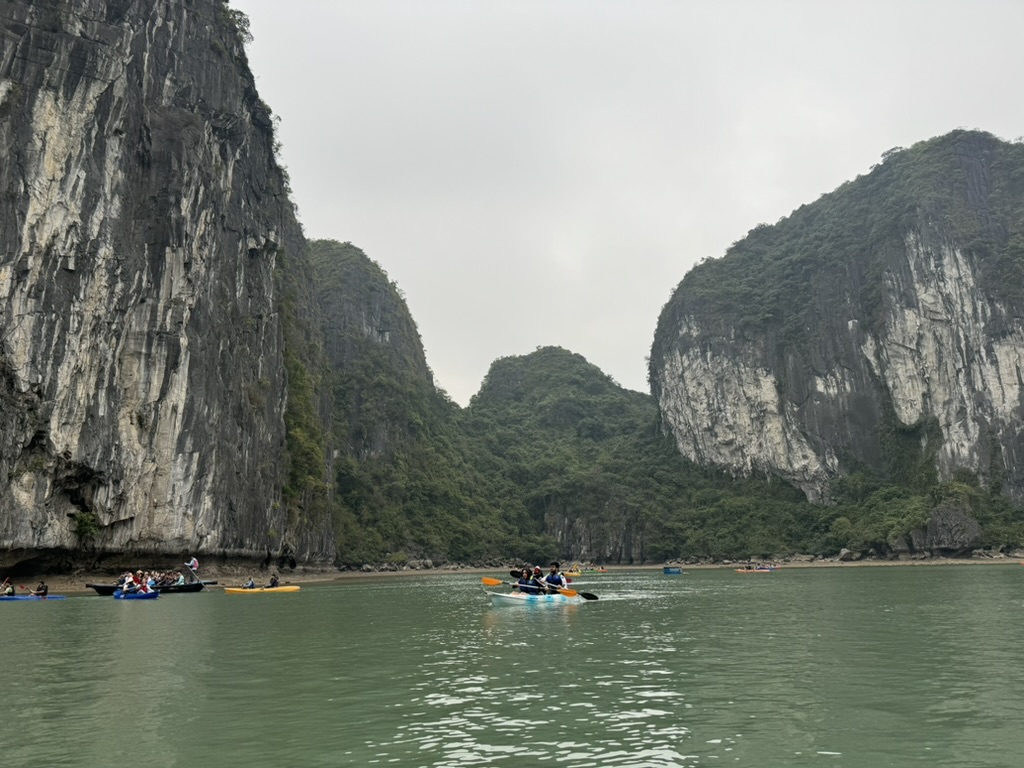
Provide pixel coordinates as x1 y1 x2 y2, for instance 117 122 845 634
489 590 581 606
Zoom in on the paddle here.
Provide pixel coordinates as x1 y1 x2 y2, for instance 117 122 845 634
483 576 597 601
183 564 206 591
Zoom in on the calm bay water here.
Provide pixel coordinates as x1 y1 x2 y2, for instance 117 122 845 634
1 565 1023 767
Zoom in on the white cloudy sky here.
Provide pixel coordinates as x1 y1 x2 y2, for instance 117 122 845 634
233 0 1024 406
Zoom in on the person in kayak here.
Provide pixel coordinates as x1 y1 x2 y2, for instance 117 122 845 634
543 562 568 593
1 577 13 596
243 577 256 589
30 580 48 597
513 568 541 594
268 574 280 588
121 573 138 593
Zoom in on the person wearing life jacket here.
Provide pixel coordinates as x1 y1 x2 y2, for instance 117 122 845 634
513 568 540 595
1 577 13 596
543 562 568 592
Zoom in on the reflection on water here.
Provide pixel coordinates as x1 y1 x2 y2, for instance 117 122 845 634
2 567 1024 766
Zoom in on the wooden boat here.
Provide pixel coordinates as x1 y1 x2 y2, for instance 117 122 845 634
224 585 300 594
489 590 580 606
86 581 213 596
112 589 159 599
663 566 683 575
0 594 66 601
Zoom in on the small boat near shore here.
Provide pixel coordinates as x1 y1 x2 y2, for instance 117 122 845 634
0 594 66 601
663 566 683 575
224 586 300 594
87 581 214 596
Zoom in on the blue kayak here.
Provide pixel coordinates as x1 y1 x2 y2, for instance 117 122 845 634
0 595 66 601
112 589 159 599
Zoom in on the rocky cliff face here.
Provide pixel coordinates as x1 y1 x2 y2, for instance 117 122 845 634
310 240 436 461
0 0 327 566
651 131 1024 506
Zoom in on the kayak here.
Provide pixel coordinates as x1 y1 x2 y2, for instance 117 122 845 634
489 591 581 606
224 586 300 594
0 595 66 601
735 568 776 573
113 589 159 599
663 566 683 575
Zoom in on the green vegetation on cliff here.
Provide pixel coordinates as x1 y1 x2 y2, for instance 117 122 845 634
301 133 1024 566
307 240 1024 564
645 129 1024 559
309 240 525 566
652 130 1024 362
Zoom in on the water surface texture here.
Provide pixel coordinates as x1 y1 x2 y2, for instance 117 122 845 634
2 565 1022 767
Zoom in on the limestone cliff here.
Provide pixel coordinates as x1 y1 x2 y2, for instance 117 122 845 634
651 131 1024 506
0 0 331 566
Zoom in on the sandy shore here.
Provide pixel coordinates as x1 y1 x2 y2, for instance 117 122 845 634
7 553 1021 597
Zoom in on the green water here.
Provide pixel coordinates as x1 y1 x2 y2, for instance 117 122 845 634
1 565 1023 767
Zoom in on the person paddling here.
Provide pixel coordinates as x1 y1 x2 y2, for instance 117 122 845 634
29 579 48 597
543 562 568 593
268 573 280 588
1 577 13 596
513 568 541 595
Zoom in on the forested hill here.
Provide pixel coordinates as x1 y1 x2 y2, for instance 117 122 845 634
649 129 1024 558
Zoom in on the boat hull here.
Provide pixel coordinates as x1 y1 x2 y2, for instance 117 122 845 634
0 595 66 601
224 586 300 594
489 591 580 606
113 590 159 599
87 581 213 595
663 567 683 575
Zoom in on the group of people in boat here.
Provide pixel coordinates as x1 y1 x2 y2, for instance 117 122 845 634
242 573 280 589
738 561 779 571
117 569 188 595
512 562 570 595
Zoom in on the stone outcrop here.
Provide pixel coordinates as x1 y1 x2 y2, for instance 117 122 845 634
0 0 331 566
651 131 1024 506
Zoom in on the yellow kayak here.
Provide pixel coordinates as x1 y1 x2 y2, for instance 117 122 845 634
224 585 300 594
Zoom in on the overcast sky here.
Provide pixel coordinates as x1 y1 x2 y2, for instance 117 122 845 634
233 0 1024 406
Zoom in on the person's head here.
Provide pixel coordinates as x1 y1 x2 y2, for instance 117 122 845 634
521 568 530 578
549 562 560 572
533 566 542 576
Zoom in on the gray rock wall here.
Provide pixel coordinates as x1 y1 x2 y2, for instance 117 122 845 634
0 0 325 564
